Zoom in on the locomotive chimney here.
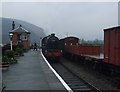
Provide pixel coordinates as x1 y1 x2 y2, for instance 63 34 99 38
12 21 15 30
19 24 22 27
51 33 55 36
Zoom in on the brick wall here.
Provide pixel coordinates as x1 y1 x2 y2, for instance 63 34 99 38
12 33 17 45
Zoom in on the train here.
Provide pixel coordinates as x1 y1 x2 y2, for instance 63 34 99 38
60 26 120 74
42 26 120 74
42 33 62 59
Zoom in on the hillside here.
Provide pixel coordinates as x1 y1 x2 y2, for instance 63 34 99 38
1 18 46 44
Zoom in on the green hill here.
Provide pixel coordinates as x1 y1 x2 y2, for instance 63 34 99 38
1 17 46 44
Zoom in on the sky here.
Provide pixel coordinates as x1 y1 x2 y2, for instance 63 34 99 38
0 2 2 44
1 1 119 40
118 2 120 25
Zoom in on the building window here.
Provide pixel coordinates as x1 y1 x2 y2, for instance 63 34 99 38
24 36 27 40
17 34 21 41
22 35 27 40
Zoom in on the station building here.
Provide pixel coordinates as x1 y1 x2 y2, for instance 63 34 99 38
9 21 31 49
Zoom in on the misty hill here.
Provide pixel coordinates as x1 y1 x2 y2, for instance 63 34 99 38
1 17 46 44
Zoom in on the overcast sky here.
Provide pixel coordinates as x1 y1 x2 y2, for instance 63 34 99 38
1 2 119 40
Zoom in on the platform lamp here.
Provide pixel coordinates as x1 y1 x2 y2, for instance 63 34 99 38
9 33 13 51
40 37 42 49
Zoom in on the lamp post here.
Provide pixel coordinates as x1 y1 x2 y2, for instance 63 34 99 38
40 37 42 49
9 33 13 51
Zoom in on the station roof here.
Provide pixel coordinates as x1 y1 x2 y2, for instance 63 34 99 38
10 25 30 34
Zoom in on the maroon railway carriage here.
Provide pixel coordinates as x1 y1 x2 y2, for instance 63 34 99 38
64 45 102 66
103 26 120 73
63 37 79 45
59 36 79 54
104 26 120 66
62 26 120 74
59 37 79 48
62 37 102 64
64 45 101 56
62 36 101 57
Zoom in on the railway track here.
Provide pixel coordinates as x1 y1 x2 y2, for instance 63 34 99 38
49 61 100 92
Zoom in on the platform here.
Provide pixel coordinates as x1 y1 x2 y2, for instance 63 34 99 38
2 50 68 91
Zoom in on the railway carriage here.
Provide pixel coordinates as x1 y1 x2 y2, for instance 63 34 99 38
61 26 120 74
103 26 120 73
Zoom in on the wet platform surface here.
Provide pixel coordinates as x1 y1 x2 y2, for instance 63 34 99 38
2 50 67 90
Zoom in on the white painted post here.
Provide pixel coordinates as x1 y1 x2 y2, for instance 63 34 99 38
10 40 13 51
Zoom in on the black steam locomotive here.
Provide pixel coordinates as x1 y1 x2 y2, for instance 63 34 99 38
42 33 62 59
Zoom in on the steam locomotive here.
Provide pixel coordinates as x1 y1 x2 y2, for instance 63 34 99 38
42 33 62 59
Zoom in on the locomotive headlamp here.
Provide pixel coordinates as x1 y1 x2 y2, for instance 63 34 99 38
45 50 47 52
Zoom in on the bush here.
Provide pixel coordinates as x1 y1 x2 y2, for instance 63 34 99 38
9 58 17 64
14 51 19 56
2 56 9 64
15 48 24 56
4 50 17 64
23 48 27 52
5 50 14 58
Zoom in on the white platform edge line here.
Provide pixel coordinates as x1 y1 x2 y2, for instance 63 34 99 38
41 51 73 92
